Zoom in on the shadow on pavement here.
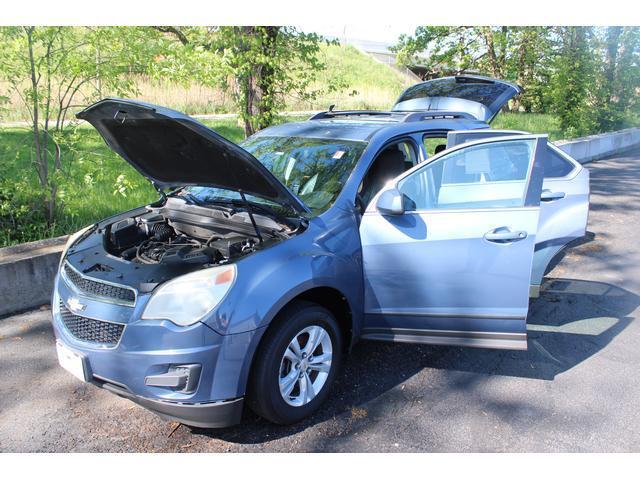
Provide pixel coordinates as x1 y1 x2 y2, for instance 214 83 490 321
588 151 640 210
191 277 637 444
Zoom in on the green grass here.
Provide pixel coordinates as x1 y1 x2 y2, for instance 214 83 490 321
0 112 561 247
0 126 155 245
0 116 295 246
492 112 563 141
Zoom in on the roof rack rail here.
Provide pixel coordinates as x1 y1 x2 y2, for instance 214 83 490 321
309 109 478 123
308 110 400 120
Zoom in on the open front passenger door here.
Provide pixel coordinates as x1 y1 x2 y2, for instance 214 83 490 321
360 135 547 350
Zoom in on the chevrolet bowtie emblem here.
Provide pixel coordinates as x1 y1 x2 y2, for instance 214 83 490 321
67 297 86 312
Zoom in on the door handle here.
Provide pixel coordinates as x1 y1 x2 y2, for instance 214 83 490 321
541 190 566 202
484 228 528 243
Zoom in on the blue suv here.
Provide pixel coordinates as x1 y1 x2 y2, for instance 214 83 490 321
52 75 589 427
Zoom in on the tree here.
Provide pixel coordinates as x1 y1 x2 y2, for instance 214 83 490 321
394 27 502 78
0 26 160 223
549 27 597 137
593 27 640 131
508 27 552 113
393 26 553 113
153 26 333 136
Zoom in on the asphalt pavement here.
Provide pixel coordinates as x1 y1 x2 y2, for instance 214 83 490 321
1 150 639 452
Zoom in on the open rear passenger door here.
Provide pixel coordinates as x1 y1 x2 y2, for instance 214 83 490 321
446 130 590 296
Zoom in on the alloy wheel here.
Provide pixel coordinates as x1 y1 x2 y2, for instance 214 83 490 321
278 325 333 407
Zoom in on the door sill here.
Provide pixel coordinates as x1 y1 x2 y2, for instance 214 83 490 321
360 328 527 350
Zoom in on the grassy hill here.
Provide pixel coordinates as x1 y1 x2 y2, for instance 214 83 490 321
130 43 415 115
0 43 415 122
288 44 415 111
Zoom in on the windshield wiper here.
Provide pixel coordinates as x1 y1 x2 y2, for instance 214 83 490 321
233 199 290 222
176 191 209 207
187 194 268 244
193 196 295 225
171 191 301 233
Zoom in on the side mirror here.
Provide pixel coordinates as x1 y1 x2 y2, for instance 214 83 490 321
376 188 405 216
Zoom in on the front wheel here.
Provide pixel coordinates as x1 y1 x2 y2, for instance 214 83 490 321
247 301 343 424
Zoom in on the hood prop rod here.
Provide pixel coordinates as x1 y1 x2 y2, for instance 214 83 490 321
152 182 167 202
238 189 263 244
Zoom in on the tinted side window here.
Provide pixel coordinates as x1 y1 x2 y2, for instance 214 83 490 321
396 77 512 107
544 147 575 178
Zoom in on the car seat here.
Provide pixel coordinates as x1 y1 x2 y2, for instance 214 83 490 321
360 147 407 208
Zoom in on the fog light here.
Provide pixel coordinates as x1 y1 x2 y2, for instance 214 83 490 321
145 364 201 393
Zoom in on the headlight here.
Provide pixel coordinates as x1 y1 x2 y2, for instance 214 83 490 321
141 264 236 327
59 225 94 268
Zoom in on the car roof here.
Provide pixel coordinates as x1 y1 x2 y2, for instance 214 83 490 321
250 111 490 143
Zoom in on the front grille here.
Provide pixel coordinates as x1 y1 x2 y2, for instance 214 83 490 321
63 263 135 305
59 302 125 347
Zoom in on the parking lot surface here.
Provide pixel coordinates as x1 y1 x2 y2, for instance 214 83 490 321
1 150 639 452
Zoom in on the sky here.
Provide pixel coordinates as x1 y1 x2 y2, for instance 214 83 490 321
299 24 420 46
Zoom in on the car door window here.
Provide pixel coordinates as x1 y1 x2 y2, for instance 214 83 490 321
398 138 536 211
543 146 576 178
446 130 577 180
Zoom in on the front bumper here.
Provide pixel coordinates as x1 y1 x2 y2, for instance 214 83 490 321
95 376 243 428
51 272 259 428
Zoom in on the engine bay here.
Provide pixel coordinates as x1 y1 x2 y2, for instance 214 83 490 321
104 196 302 268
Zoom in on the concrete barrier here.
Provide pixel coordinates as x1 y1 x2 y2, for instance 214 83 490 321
554 127 640 163
1 126 639 317
0 236 67 317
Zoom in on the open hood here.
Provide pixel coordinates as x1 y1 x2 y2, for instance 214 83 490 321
392 75 522 123
77 99 309 214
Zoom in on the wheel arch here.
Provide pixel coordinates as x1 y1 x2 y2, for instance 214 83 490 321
235 284 357 399
290 286 354 352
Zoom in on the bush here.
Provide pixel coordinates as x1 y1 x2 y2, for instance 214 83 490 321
0 180 52 246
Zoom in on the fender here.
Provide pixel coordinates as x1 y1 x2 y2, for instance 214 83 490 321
209 276 360 400
203 212 364 337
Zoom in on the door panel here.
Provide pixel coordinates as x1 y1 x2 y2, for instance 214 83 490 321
531 152 590 293
536 145 589 243
447 131 590 295
360 135 547 350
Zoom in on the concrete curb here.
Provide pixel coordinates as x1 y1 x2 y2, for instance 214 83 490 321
1 126 639 317
0 236 68 318
554 127 640 164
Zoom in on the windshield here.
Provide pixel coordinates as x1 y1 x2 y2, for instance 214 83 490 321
179 136 366 216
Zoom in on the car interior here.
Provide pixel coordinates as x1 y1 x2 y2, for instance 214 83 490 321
358 141 416 210
423 135 448 158
433 144 447 155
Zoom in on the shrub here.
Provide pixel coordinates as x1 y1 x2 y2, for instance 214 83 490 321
0 180 51 246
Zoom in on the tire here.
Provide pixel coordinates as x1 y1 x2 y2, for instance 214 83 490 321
247 300 343 425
